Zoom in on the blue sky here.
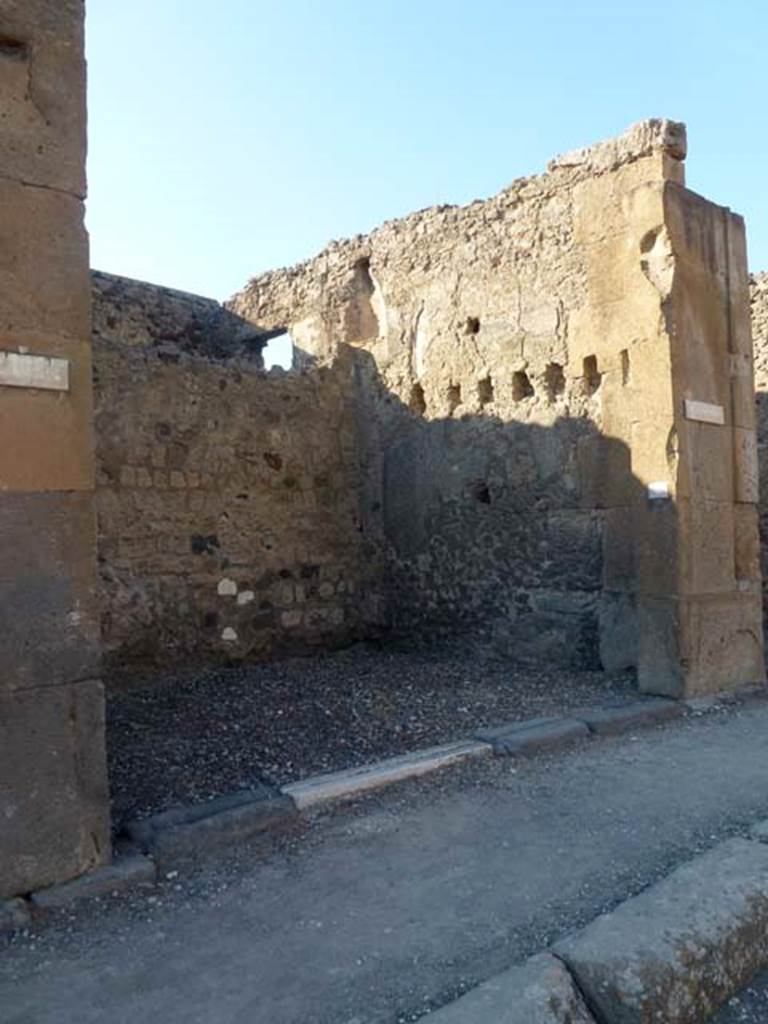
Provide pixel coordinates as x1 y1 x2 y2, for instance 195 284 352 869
86 0 767 302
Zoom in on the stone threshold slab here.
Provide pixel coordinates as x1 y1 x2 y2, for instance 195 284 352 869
282 740 493 810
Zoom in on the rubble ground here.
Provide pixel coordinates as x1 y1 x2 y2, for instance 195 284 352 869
106 641 634 827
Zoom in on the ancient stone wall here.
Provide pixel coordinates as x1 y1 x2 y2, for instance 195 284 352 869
228 122 687 669
750 272 768 631
92 273 363 675
230 120 764 695
91 121 763 694
0 0 111 899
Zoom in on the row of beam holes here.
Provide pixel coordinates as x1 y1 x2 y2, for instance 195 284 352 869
409 356 604 416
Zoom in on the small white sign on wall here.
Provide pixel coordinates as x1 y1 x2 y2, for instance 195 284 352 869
684 399 725 425
647 481 670 500
0 350 70 392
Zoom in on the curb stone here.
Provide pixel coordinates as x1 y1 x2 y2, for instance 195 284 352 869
425 952 596 1023
30 854 157 911
282 740 492 810
125 786 298 869
554 837 768 1024
0 897 30 935
575 697 683 736
0 693 697 935
475 717 590 756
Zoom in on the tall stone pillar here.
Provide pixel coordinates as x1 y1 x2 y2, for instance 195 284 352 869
0 1 111 898
572 121 765 698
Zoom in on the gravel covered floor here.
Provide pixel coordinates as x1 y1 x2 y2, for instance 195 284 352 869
106 641 636 828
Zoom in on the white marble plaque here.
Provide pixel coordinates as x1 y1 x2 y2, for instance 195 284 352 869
684 399 724 425
0 350 70 392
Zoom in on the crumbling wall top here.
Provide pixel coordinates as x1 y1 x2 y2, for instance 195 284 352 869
230 118 687 337
547 118 686 174
93 271 266 366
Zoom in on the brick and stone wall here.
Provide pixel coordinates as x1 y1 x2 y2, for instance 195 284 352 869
0 0 111 899
91 122 763 691
92 273 363 676
750 272 768 633
229 122 688 670
230 119 764 694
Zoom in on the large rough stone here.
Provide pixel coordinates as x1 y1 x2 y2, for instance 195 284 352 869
0 680 111 899
427 953 596 1023
554 837 768 1024
0 182 89 340
0 337 95 491
0 0 87 196
0 491 100 692
598 591 638 672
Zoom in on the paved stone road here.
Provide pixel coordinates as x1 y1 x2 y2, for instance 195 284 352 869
3 699 768 1024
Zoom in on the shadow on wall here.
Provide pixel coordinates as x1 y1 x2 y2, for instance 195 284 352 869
339 345 648 672
93 312 653 678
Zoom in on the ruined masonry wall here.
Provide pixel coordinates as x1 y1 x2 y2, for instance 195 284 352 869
230 120 688 667
93 273 363 675
751 272 768 630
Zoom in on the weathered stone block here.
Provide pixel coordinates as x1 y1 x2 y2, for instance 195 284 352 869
283 741 492 810
0 181 89 340
622 337 676 424
637 595 682 697
601 508 636 593
598 591 638 672
633 501 679 597
125 787 297 869
0 336 95 491
427 952 596 1023
734 426 759 503
677 498 736 595
0 680 110 899
675 421 734 503
725 211 752 356
734 503 761 582
578 697 683 735
476 717 589 756
679 592 765 695
0 491 99 692
730 353 757 431
640 590 765 697
555 838 768 1024
0 0 86 196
